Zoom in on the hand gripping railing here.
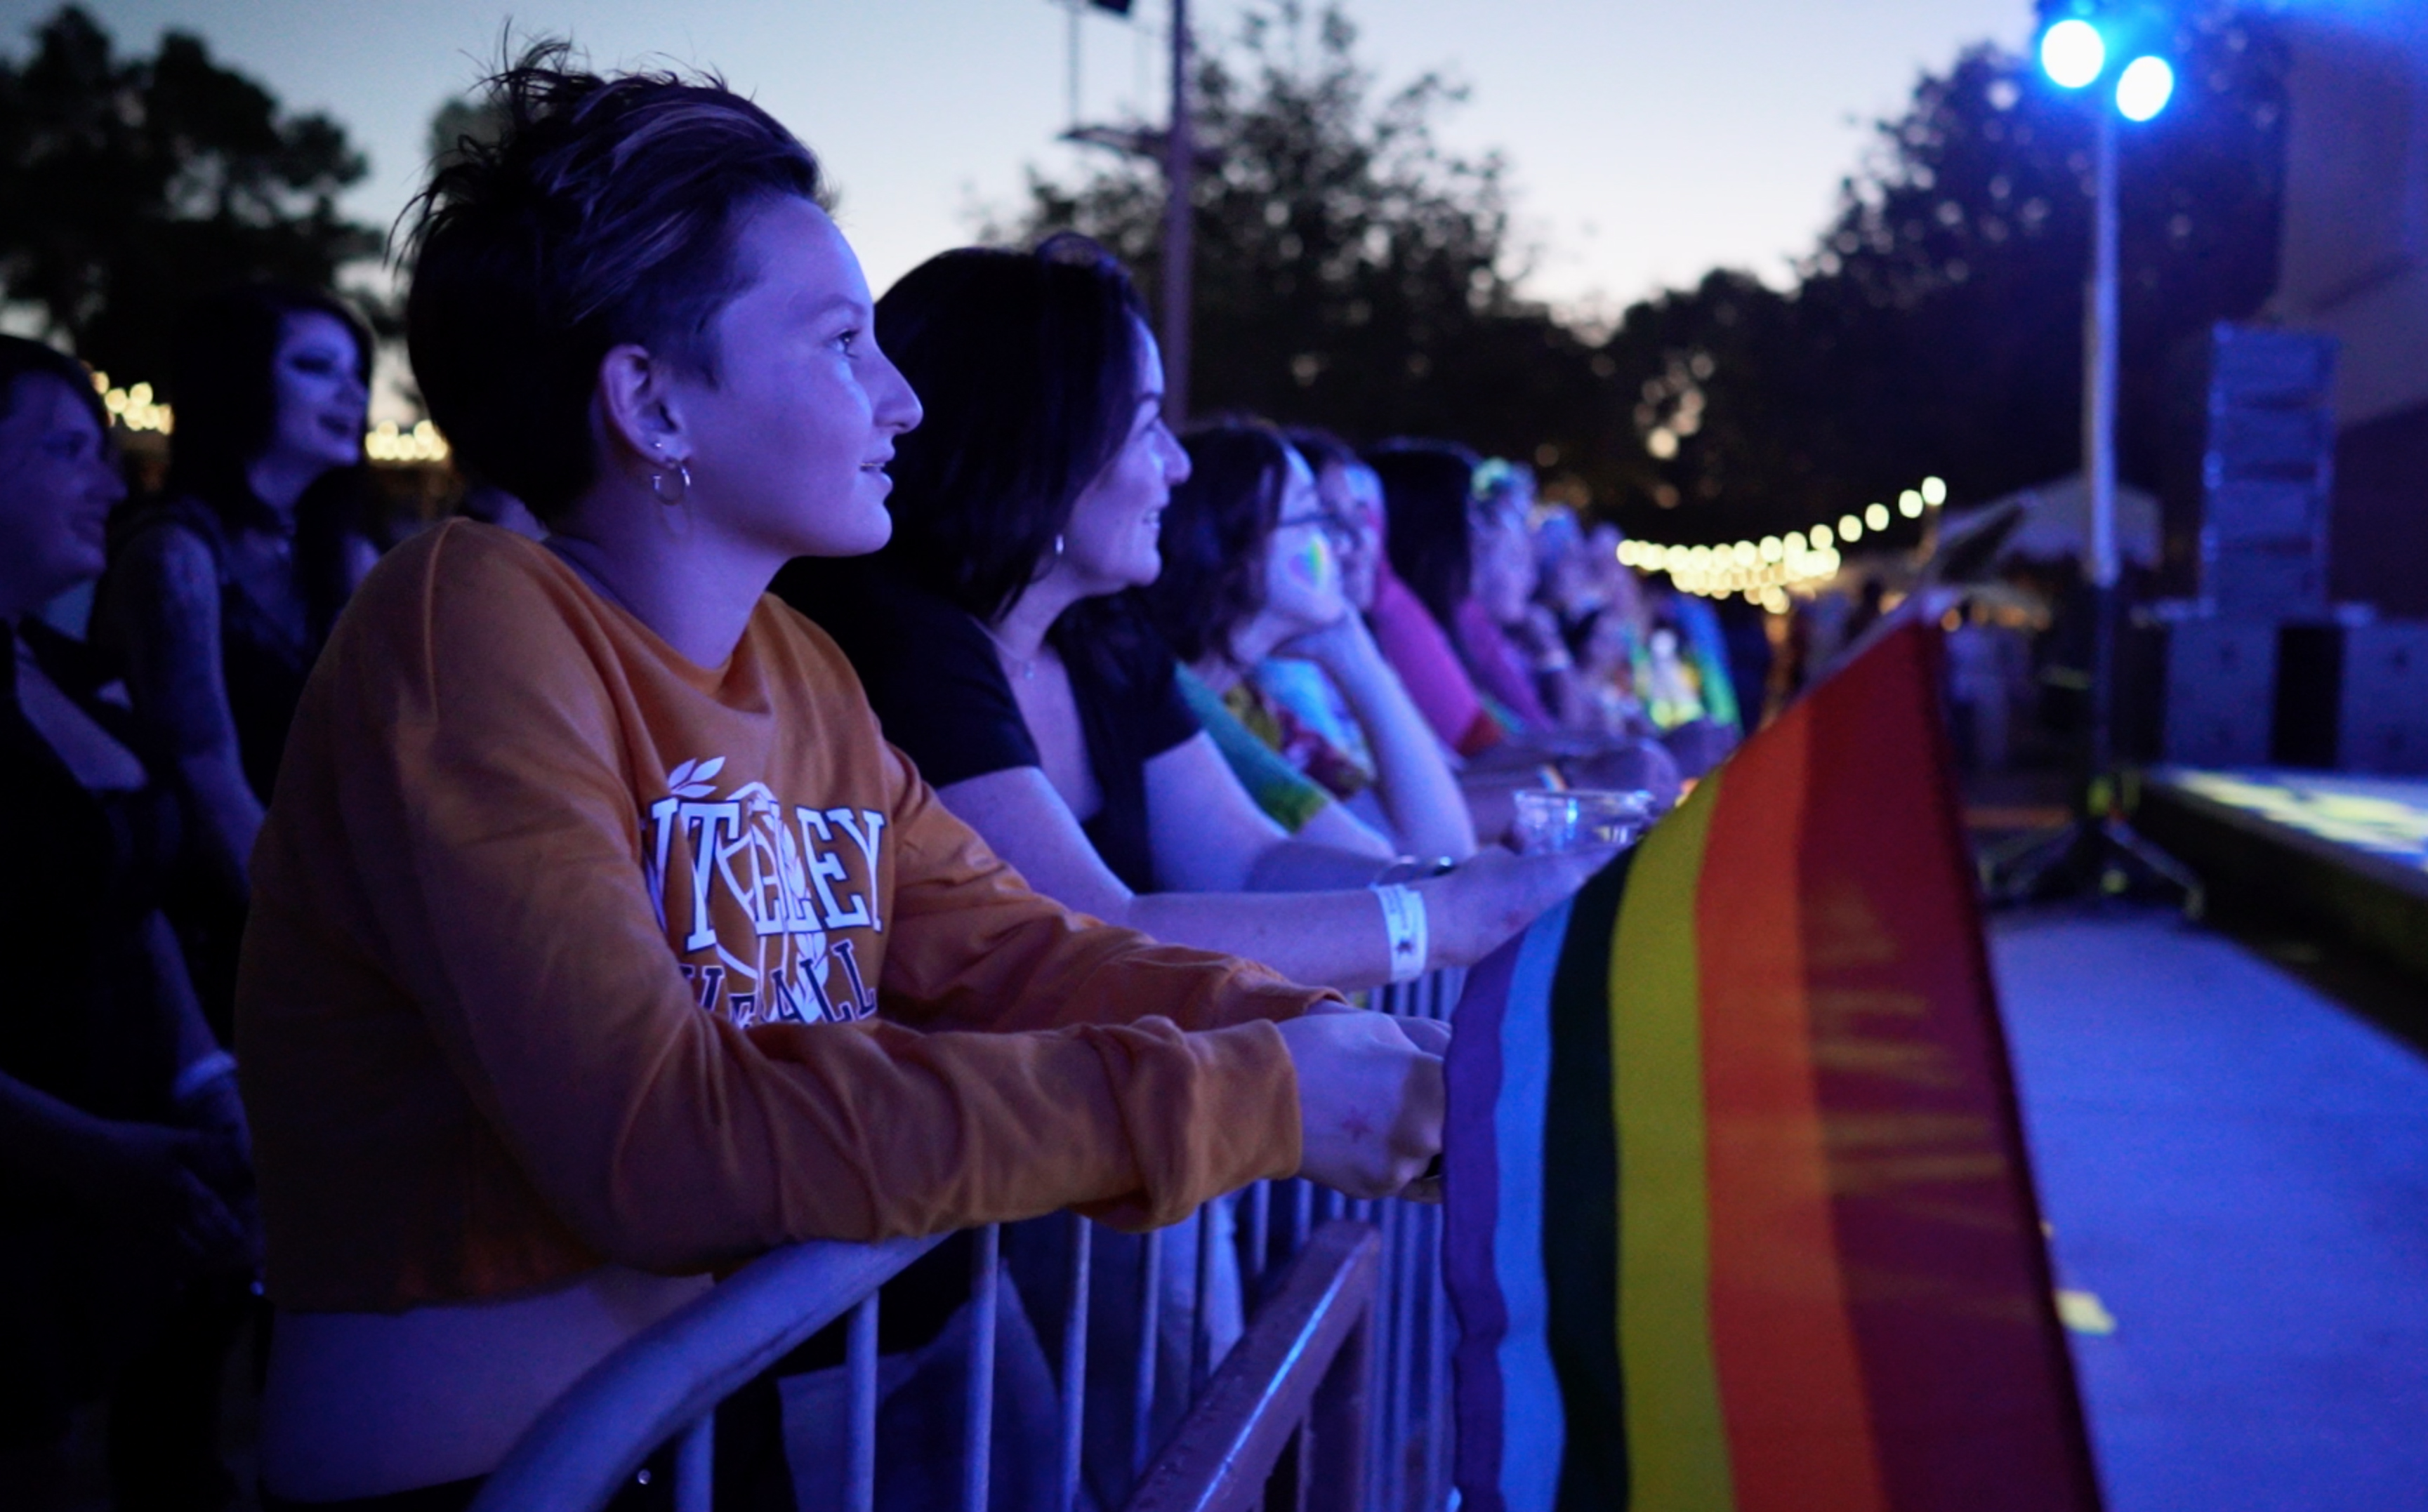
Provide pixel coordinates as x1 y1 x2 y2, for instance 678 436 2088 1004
470 967 1464 1512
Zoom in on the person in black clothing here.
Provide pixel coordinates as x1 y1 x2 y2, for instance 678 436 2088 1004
0 336 258 1510
777 239 1601 995
98 285 378 1035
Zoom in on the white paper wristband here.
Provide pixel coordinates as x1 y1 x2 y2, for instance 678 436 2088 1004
1374 882 1429 984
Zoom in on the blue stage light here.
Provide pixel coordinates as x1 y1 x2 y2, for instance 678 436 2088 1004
2116 55 2175 121
2040 19 2107 88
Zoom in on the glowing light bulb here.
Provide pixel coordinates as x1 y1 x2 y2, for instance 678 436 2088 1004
1866 502 1892 531
1899 490 1924 519
2040 19 2106 89
1921 476 1948 506
2116 55 2174 121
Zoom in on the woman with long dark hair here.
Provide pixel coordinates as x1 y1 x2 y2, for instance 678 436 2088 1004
101 285 377 892
778 240 1604 993
0 336 256 1511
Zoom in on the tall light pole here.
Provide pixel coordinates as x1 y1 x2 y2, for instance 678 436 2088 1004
1161 0 1194 425
1991 12 2198 908
2038 13 2173 771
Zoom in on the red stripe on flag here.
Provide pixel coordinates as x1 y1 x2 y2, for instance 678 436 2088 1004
1697 705 1889 1512
1798 627 2102 1511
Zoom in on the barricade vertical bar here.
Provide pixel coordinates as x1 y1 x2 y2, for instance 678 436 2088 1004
1418 1208 1437 1512
1130 1226 1163 1480
673 1412 713 1512
964 1225 1000 1512
1394 1197 1420 1511
1245 1181 1272 1292
1191 1200 1218 1398
1291 1179 1314 1254
1057 1215 1090 1512
847 1292 880 1512
1373 1202 1403 1512
1307 1289 1374 1512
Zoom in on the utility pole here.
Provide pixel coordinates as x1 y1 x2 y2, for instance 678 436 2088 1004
1055 0 1198 421
1161 0 1194 425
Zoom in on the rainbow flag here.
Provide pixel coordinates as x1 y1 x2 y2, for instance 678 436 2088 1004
1444 625 2099 1512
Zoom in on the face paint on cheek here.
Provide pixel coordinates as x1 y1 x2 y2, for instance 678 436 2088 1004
1284 529 1338 597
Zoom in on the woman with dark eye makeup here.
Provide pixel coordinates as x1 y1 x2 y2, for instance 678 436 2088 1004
99 284 378 902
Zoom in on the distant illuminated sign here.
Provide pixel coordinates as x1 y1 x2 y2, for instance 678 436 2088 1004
2164 769 2428 877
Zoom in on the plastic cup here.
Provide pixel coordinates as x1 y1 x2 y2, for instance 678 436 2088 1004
1512 787 1658 856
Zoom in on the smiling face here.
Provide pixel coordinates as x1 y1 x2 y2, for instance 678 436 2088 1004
264 310 369 475
1255 446 1348 637
1056 319 1190 596
0 373 126 617
659 196 923 560
1319 458 1386 611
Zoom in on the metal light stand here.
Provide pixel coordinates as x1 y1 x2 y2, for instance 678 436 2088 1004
1984 100 2202 915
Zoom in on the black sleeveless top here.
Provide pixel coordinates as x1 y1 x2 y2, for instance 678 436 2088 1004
0 621 187 1122
772 562 1201 894
119 496 323 802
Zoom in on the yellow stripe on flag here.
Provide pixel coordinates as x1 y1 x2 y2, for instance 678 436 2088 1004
1611 776 1735 1511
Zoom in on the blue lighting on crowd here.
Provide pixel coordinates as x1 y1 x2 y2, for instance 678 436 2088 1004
2040 19 2108 89
2116 55 2176 121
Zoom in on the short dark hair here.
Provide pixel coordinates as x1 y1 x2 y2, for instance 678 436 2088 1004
0 335 108 437
871 236 1151 623
1148 420 1295 667
403 43 823 521
1366 439 1482 629
165 283 372 529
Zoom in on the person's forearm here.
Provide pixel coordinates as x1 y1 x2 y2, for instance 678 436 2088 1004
0 1069 114 1193
179 750 265 893
1325 656 1477 861
1124 889 1404 990
1244 834 1396 891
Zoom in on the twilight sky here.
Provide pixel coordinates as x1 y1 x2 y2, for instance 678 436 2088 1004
3 0 2037 316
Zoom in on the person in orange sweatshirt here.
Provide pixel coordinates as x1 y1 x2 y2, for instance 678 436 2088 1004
235 47 1609 1510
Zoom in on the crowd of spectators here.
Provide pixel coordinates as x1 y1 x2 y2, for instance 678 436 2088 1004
0 48 1764 1512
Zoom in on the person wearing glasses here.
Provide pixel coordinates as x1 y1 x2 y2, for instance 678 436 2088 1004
1145 419 1474 861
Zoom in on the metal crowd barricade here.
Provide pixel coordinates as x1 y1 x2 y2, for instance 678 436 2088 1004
470 967 1465 1512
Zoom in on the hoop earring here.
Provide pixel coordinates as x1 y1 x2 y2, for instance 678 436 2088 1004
650 461 692 507
1053 533 1066 560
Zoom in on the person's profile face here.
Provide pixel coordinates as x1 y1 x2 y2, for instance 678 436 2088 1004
0 373 126 613
1056 319 1189 597
673 197 921 560
265 310 367 476
1471 505 1536 624
1319 460 1385 611
1257 446 1348 637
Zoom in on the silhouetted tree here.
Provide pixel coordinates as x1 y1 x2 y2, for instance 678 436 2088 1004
0 6 381 384
996 2 1609 484
1601 3 2288 555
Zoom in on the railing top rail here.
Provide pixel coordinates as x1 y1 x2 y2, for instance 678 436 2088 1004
469 1232 947 1512
1125 1219 1383 1512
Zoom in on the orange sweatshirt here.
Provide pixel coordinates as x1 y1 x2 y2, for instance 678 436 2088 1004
237 522 1324 1313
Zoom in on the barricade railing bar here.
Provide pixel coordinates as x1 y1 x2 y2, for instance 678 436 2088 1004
469 967 1465 1512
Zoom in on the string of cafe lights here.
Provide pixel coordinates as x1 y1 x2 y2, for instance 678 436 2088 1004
1617 476 1948 614
86 371 451 463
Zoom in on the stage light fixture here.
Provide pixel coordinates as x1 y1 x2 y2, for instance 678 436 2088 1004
2040 19 2106 89
2116 55 2175 121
